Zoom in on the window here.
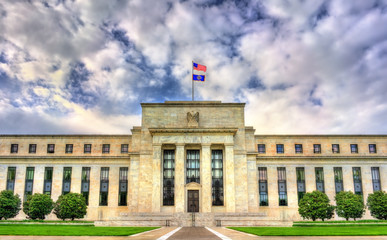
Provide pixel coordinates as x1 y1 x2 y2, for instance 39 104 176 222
84 144 91 154
6 167 16 192
315 167 325 192
29 144 37 154
313 144 321 154
258 167 268 206
62 167 72 195
277 167 287 206
296 167 305 203
47 144 55 153
102 144 110 153
334 167 344 193
369 144 377 154
371 167 381 192
81 167 90 205
163 150 174 206
186 150 200 184
212 150 223 206
119 167 128 206
350 144 358 153
353 167 362 195
43 167 53 195
99 167 109 206
65 144 73 154
10 144 18 153
258 144 266 154
24 167 34 200
276 144 284 154
121 144 129 153
332 144 340 153
295 144 303 154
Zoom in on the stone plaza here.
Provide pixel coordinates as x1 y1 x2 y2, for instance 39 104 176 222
0 101 386 226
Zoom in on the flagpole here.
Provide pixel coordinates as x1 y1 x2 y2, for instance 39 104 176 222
192 61 194 101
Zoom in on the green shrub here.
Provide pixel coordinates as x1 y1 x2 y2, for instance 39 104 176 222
367 191 387 220
298 191 335 221
54 193 87 221
0 190 21 220
335 191 365 221
23 194 54 220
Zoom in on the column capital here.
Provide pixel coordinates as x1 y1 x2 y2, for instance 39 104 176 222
201 143 211 147
175 143 185 147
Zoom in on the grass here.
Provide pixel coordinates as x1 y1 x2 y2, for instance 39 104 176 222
229 226 387 236
0 224 158 236
0 220 93 223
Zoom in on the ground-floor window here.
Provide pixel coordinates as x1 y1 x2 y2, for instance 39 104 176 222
296 167 305 203
6 167 16 192
24 167 34 201
99 167 109 206
119 167 128 206
163 150 175 206
371 167 381 192
43 167 53 195
334 167 343 193
258 167 268 206
186 150 200 184
315 167 325 192
353 167 362 195
277 167 287 206
212 150 223 206
81 167 90 205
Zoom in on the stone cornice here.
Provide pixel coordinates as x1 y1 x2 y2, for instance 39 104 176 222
0 156 129 160
255 134 387 138
141 101 245 107
148 128 238 135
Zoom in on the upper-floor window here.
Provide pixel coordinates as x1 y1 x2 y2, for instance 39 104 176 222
65 144 73 154
258 144 266 154
369 144 377 154
332 144 340 153
121 144 129 153
84 144 91 154
47 144 55 154
350 144 358 153
29 144 36 154
102 144 110 153
10 144 18 153
295 144 303 154
313 144 321 154
276 144 284 154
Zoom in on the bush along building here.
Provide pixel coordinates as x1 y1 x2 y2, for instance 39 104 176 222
0 101 386 226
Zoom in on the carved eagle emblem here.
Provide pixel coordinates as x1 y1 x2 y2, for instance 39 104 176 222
187 111 199 124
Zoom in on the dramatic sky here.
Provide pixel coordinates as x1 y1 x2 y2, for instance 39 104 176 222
1 0 387 134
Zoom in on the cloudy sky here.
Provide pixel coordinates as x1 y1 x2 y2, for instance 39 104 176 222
1 0 387 135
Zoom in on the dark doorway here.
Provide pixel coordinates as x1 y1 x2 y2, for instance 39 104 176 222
188 190 199 212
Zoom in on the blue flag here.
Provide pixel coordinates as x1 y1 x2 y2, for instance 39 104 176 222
193 74 205 81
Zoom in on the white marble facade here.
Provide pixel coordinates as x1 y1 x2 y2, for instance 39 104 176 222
0 101 386 226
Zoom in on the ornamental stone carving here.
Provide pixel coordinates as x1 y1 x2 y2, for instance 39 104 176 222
187 111 199 127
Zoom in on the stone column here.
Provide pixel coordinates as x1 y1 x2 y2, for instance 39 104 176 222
89 165 100 208
201 144 211 212
324 167 335 203
33 165 44 194
361 166 373 205
71 165 82 194
247 158 259 212
152 144 162 212
51 166 63 201
305 166 315 193
175 144 185 212
0 165 7 192
15 165 26 201
343 165 353 192
108 166 119 207
381 165 387 192
225 144 235 212
287 167 297 208
267 166 278 207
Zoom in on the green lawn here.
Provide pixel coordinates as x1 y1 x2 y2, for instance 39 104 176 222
229 226 387 236
0 224 158 236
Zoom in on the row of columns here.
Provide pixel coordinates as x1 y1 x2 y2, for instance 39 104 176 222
152 143 236 213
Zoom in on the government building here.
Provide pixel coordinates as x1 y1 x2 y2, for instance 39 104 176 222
0 101 386 226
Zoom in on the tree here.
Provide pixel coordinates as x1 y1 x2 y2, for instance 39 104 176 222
54 193 87 221
335 191 365 221
0 190 21 220
298 191 335 221
23 193 54 220
367 191 387 220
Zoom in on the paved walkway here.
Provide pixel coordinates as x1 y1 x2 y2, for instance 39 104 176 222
0 227 386 240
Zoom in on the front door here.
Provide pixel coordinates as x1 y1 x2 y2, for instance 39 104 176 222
188 190 199 212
